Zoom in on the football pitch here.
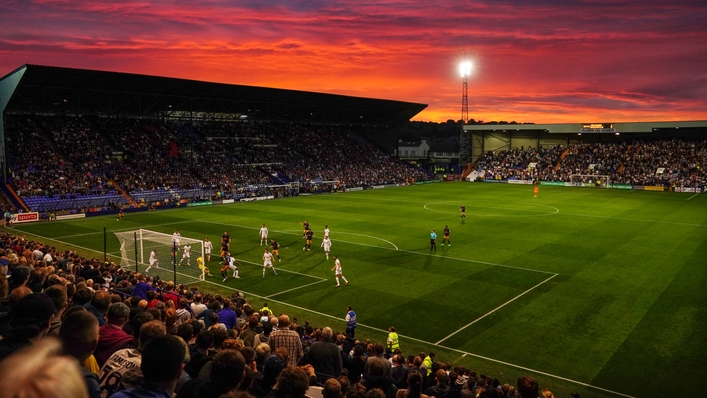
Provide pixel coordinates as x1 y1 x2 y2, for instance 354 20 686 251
9 182 707 398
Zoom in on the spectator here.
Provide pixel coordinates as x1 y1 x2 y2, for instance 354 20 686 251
365 343 392 378
177 349 247 398
97 320 167 396
184 329 214 379
269 366 311 398
44 284 68 335
111 335 188 398
306 326 343 383
396 370 429 398
517 376 538 398
0 293 55 361
0 337 89 398
59 310 102 398
249 354 285 398
218 298 237 330
95 302 134 367
268 314 304 367
84 290 111 326
323 378 342 398
425 370 451 398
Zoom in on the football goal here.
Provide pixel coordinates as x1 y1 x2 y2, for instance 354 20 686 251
114 229 206 284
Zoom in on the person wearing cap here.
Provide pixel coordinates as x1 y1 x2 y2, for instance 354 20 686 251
0 293 56 361
249 354 285 398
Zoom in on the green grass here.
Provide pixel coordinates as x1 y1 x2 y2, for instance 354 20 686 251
7 182 707 398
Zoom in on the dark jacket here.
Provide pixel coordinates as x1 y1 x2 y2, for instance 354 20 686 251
305 339 342 383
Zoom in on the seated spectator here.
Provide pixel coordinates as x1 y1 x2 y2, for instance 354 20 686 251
396 370 429 398
268 366 311 398
424 370 451 398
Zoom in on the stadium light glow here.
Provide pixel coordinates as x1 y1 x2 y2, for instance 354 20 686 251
459 61 472 77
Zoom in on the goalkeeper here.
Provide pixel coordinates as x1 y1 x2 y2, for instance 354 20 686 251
197 256 211 279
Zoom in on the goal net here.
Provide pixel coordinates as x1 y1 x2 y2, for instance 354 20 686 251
569 174 610 188
114 229 205 284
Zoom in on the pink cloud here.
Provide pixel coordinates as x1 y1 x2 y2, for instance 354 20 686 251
1 0 706 122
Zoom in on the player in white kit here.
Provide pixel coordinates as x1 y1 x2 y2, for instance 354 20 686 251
321 235 332 260
259 224 269 246
204 238 213 262
178 243 191 266
331 255 348 287
262 248 278 277
145 249 159 272
324 225 330 238
171 230 181 259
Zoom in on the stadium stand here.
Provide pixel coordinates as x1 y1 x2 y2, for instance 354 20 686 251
0 229 547 398
3 115 430 213
472 139 707 189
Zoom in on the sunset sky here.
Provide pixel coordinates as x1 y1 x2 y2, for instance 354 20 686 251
1 0 706 123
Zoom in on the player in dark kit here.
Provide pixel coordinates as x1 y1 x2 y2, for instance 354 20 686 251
271 239 282 261
303 230 315 251
300 220 310 238
220 238 229 264
460 204 466 220
442 225 451 246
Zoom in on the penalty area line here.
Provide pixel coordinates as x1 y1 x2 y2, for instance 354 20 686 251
235 258 327 281
436 273 558 345
266 279 329 298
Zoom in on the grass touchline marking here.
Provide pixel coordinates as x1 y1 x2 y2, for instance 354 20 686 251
235 258 326 281
687 193 699 200
436 273 559 345
423 202 559 217
17 230 633 398
333 231 399 250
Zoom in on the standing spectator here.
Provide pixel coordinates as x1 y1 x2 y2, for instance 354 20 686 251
59 310 102 398
83 290 111 326
44 284 68 335
111 335 187 398
0 293 55 361
517 376 539 398
132 274 152 300
305 326 343 383
0 337 89 398
97 320 166 396
365 343 392 378
240 314 260 347
190 294 207 316
177 349 247 398
268 314 304 367
217 298 237 330
94 302 134 367
425 370 451 398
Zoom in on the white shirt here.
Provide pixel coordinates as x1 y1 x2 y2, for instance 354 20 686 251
260 227 269 237
263 252 273 264
324 227 330 237
149 250 158 265
334 258 342 274
322 238 331 250
204 241 213 252
172 232 181 245
183 244 191 257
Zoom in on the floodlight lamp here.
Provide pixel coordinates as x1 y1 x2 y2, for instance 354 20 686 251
459 61 472 77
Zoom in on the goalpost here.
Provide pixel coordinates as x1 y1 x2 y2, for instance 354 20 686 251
569 174 611 188
114 229 206 284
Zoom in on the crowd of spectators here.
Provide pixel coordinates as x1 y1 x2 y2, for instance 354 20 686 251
4 115 430 211
0 229 559 398
474 139 707 189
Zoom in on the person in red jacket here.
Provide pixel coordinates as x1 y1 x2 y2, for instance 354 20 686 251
94 302 134 367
